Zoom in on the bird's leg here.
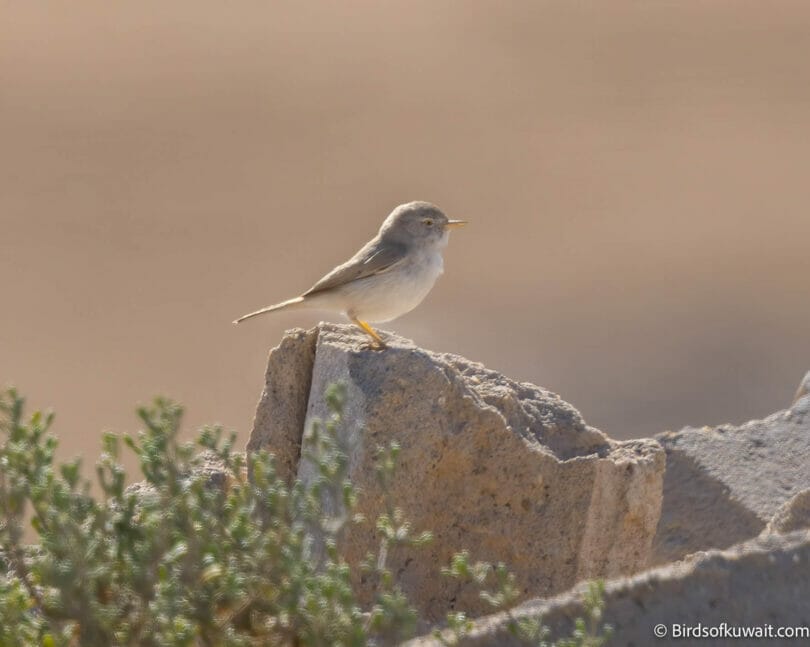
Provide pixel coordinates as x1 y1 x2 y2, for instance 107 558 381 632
350 316 387 350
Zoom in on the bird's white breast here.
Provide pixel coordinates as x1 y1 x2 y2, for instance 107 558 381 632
341 246 445 323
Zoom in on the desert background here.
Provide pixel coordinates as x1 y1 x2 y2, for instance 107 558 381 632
2 1 809 467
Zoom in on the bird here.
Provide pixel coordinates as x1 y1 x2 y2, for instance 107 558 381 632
233 201 466 349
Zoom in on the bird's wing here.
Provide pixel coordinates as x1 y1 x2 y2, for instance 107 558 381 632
303 239 408 296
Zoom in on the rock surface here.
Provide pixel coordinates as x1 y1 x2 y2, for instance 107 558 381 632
652 390 810 565
246 327 318 483
409 529 810 647
249 323 665 621
794 371 810 405
124 450 233 501
765 489 810 535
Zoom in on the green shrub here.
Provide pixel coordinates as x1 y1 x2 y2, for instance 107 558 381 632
0 386 611 646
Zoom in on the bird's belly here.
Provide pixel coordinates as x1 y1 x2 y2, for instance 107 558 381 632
342 256 443 323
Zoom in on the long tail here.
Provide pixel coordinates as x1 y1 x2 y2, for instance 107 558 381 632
233 296 306 324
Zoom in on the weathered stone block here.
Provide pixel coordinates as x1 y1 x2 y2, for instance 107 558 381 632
653 385 810 564
249 323 665 621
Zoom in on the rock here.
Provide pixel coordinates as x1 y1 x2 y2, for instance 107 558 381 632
249 323 665 622
246 327 318 483
124 450 233 502
652 384 810 565
765 489 810 535
793 371 810 405
409 529 810 647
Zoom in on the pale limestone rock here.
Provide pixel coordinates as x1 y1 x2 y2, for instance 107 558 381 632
249 323 665 621
246 327 318 483
409 529 810 647
653 378 810 564
793 370 810 405
765 489 810 535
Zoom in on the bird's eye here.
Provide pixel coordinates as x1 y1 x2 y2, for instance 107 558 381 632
422 218 434 227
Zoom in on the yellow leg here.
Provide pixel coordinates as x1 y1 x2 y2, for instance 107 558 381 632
350 316 386 349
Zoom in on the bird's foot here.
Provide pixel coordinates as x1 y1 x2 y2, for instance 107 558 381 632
359 340 387 352
351 317 387 351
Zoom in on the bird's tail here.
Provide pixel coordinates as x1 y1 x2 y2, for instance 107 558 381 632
233 296 306 324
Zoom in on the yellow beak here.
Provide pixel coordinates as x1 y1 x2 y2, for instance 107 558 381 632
446 220 468 229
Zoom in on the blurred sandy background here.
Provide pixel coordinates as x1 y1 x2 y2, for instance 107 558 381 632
3 2 809 466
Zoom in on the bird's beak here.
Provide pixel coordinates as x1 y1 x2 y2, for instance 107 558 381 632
445 220 468 229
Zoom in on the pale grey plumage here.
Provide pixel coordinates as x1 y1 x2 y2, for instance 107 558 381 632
234 201 466 348
303 239 408 297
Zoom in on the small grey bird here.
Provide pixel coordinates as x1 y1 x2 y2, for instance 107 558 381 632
234 201 466 348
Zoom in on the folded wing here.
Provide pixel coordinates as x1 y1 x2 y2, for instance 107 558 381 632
303 238 408 296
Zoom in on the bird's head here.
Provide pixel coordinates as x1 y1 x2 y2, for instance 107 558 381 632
379 201 466 248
